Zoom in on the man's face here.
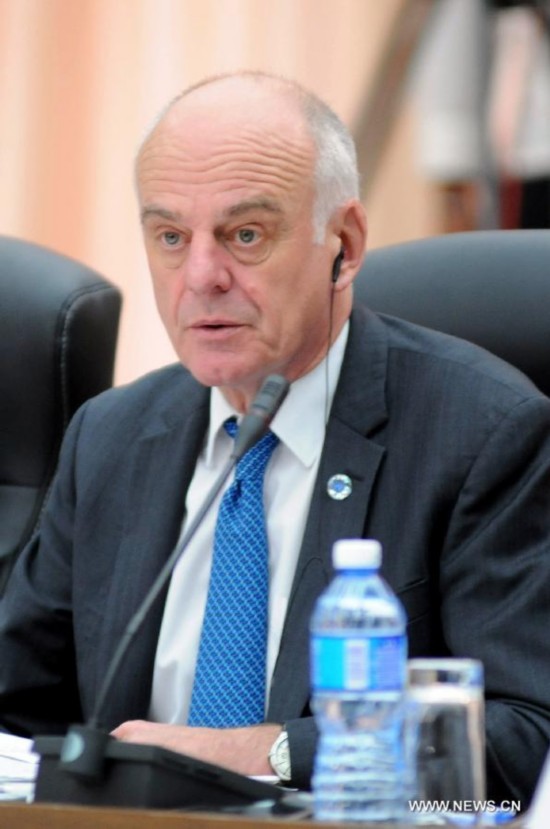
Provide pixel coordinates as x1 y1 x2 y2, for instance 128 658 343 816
137 82 339 408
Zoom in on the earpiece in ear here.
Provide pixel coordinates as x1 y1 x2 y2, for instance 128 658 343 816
331 247 345 283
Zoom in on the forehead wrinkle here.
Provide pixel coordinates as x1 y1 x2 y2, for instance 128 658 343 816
219 129 313 169
140 146 311 187
139 171 308 207
139 121 314 186
138 165 312 210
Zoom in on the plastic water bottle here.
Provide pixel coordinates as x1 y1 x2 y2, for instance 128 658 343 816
310 538 408 822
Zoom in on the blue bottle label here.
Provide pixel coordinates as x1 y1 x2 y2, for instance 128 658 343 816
312 634 406 691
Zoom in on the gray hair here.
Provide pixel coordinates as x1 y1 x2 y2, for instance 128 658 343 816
138 71 360 243
299 87 360 242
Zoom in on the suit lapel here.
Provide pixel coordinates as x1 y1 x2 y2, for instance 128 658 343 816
97 379 210 728
268 307 390 721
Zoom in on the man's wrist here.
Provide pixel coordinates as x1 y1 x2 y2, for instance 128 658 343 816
268 727 291 781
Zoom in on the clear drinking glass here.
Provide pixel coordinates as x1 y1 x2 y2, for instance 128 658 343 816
404 658 485 825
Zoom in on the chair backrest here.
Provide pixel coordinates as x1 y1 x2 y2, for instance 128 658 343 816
353 230 550 397
0 236 122 591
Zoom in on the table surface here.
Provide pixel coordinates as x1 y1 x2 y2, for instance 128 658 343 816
0 801 438 829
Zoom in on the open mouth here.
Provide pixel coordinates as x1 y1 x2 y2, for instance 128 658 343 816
192 321 244 337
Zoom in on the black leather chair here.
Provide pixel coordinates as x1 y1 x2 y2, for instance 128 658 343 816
354 230 550 397
0 236 122 592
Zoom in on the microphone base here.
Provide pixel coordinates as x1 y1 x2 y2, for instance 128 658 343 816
33 735 282 811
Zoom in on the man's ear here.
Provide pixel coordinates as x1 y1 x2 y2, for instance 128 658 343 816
330 200 368 291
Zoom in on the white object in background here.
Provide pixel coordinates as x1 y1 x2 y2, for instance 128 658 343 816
487 7 550 180
0 732 39 801
411 0 490 180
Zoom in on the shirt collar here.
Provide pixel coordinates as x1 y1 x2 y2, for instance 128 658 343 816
205 321 350 468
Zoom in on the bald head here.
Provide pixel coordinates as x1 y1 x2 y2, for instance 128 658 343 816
137 71 359 242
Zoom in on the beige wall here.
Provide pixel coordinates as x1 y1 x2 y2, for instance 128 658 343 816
0 0 437 384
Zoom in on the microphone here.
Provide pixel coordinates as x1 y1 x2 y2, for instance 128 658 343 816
34 374 289 808
232 373 290 458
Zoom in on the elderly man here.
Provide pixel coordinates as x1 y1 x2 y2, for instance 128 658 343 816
1 72 550 809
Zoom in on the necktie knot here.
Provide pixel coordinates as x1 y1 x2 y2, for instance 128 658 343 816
224 417 238 439
224 418 279 482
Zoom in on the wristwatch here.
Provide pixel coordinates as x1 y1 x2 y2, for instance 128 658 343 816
268 728 291 782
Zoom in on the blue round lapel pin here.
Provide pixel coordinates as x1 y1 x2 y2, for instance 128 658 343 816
327 474 353 501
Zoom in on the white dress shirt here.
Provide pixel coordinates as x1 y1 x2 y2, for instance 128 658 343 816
149 322 349 724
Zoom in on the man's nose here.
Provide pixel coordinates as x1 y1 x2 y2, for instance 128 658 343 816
184 236 231 294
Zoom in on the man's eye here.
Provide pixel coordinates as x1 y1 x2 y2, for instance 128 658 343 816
236 228 259 245
162 231 181 247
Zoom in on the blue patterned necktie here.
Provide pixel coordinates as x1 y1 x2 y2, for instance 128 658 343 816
188 418 279 727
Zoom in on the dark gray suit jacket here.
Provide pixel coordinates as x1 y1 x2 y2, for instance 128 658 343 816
2 305 550 806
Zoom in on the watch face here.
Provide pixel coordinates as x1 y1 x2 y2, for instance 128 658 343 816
270 731 291 781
